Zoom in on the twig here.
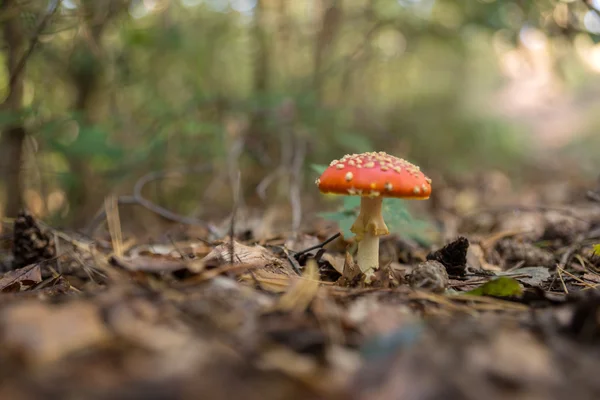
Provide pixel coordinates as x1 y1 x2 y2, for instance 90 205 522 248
229 170 241 265
289 136 306 237
283 247 302 275
85 165 220 237
7 0 61 91
166 234 190 261
133 167 218 231
256 167 285 201
556 264 569 294
557 265 596 289
549 242 581 292
294 232 341 258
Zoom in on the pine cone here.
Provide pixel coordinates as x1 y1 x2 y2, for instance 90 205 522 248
12 209 56 269
426 236 469 276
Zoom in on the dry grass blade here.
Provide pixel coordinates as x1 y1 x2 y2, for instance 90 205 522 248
557 265 595 289
556 264 569 294
240 269 292 292
177 262 262 286
447 293 530 311
408 290 529 313
275 259 320 313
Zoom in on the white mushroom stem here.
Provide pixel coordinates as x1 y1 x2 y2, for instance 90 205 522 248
355 230 380 276
351 196 389 279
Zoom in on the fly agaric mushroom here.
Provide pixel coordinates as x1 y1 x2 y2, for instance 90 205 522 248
316 151 431 281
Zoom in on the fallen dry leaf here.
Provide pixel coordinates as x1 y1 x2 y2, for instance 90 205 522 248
500 267 551 287
582 273 600 284
128 242 212 259
0 301 110 365
110 255 205 273
240 269 292 293
0 264 42 292
321 252 345 275
275 260 320 313
468 243 502 272
339 252 361 285
202 240 283 268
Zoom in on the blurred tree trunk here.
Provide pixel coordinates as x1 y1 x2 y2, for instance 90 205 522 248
0 0 26 218
313 0 342 103
245 0 272 168
241 0 275 203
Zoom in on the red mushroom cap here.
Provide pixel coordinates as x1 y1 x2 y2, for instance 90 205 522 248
316 151 432 199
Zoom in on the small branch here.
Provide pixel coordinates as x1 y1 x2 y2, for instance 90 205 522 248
294 232 342 258
7 0 62 91
283 247 302 275
85 165 220 237
289 136 306 237
132 167 217 230
229 169 241 265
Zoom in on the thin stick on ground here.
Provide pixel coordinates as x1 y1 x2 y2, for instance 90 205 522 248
556 264 569 294
229 170 241 266
294 232 341 258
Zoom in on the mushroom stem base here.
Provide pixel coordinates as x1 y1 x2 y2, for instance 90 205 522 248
355 230 379 276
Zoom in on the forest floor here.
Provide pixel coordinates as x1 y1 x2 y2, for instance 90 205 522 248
1 168 600 400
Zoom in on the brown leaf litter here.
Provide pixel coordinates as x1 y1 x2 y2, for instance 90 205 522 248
1 172 600 399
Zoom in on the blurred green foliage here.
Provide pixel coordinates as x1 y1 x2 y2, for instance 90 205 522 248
0 0 599 225
318 195 435 244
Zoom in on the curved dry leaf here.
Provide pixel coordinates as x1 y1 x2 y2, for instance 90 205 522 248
0 264 42 292
276 260 320 313
321 252 345 274
499 267 551 287
111 255 205 274
0 301 110 365
202 240 282 267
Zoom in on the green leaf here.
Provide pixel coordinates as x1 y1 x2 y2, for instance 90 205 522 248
335 131 372 153
310 164 328 175
593 244 600 256
317 195 435 245
464 277 523 298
